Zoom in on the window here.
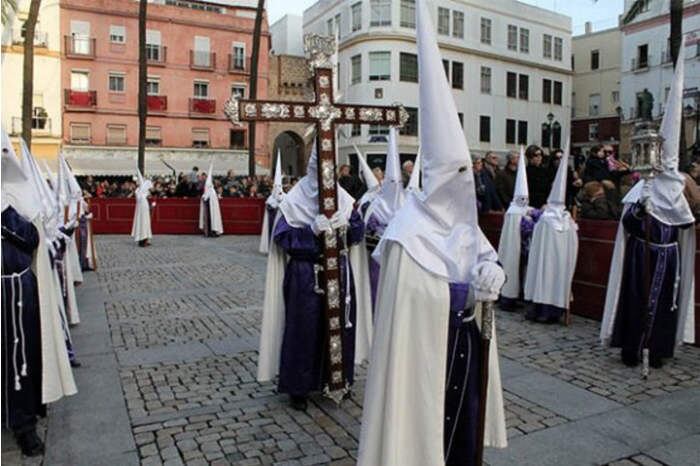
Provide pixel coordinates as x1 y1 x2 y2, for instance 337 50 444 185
351 124 361 137
400 0 415 28
506 119 516 144
452 11 464 38
147 78 160 95
369 51 390 81
637 44 648 68
458 113 464 127
400 107 418 136
193 35 211 67
554 37 563 61
230 129 245 149
588 123 599 141
451 62 463 89
192 128 210 148
552 122 562 148
517 120 528 145
108 73 125 92
231 84 245 99
438 7 450 35
518 74 528 100
542 79 552 104
571 54 575 70
480 66 491 94
479 116 490 142
399 53 418 82
145 126 161 146
370 0 391 27
506 72 517 98
193 81 209 98
612 90 619 103
520 28 529 53
591 50 599 70
70 123 91 144
571 92 576 117
352 2 362 32
106 124 126 145
232 43 245 70
507 25 517 51
109 25 125 44
369 124 389 135
146 30 162 62
543 34 552 59
335 13 341 37
70 70 89 91
589 93 601 116
351 54 362 84
553 81 563 105
442 59 450 79
480 18 491 44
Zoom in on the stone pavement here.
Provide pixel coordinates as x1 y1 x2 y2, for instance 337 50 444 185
2 235 699 466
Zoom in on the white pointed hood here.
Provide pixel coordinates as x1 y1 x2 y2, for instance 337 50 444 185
541 140 574 231
202 160 216 200
135 168 152 197
374 0 480 282
59 154 82 203
279 142 355 228
627 37 693 226
406 151 422 194
266 150 285 208
507 146 529 214
355 144 380 192
2 131 40 220
367 127 405 224
19 140 56 220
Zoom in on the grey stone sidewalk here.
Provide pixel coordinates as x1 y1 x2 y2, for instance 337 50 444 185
3 235 699 466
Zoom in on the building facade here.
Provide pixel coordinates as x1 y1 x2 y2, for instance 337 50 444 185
301 0 572 168
2 0 63 160
59 0 270 175
619 0 700 156
571 24 622 156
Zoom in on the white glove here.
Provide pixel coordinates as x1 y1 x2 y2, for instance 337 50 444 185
64 219 77 230
85 213 94 219
329 211 349 230
469 261 505 302
311 214 332 236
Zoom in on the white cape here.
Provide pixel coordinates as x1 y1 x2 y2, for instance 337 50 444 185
199 193 223 236
600 205 696 346
257 213 373 382
358 242 506 466
33 219 78 403
523 216 578 309
258 208 275 254
498 212 524 299
131 196 152 242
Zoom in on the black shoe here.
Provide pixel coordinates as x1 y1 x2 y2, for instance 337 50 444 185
649 356 664 369
290 395 308 411
621 351 639 367
70 359 82 368
343 390 352 401
15 429 45 457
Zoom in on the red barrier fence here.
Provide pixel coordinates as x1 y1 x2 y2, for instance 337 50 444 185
89 197 264 235
479 213 700 342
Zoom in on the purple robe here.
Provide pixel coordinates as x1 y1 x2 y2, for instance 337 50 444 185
78 215 91 270
611 204 692 360
364 214 385 311
266 206 277 239
1 206 44 433
444 283 482 466
274 210 364 396
51 227 78 365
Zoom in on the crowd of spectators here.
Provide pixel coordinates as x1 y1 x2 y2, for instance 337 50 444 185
77 167 293 200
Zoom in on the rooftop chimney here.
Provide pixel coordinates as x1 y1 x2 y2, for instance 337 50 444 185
585 22 593 34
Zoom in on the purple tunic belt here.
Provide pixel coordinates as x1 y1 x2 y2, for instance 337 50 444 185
274 211 364 396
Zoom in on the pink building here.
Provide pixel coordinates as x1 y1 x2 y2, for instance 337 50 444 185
61 0 270 175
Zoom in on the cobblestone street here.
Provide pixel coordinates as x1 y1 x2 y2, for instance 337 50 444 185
4 235 699 466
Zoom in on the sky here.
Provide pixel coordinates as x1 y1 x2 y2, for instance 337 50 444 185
267 0 625 36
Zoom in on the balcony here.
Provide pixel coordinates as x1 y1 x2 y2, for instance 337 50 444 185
146 45 167 66
631 56 650 72
10 29 48 47
65 89 97 110
147 95 168 112
189 97 216 115
65 35 96 59
10 116 52 135
228 55 251 74
190 51 216 71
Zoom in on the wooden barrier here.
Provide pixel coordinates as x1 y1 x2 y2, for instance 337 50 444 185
89 197 265 235
479 213 699 340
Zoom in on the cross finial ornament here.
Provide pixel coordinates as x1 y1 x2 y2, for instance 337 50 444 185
224 33 408 403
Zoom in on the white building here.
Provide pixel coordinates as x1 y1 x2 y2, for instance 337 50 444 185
271 14 305 57
619 0 700 154
300 0 572 166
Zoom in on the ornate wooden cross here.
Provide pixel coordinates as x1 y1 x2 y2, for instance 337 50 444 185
225 34 408 402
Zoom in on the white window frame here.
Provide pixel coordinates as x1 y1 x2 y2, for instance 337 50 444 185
588 123 599 141
543 34 552 59
520 28 529 53
70 122 91 144
400 0 415 28
232 42 246 70
147 77 160 96
554 37 563 61
70 70 89 91
480 17 492 45
368 51 390 81
370 0 391 27
231 83 246 99
351 54 362 84
106 124 127 145
452 11 464 39
437 7 450 36
108 72 125 93
480 66 491 94
351 2 362 32
507 25 518 51
193 80 209 98
109 25 125 44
